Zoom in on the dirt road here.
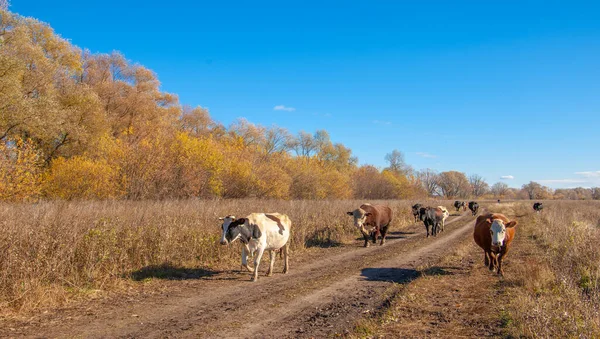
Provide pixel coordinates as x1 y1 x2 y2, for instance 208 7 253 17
7 212 478 338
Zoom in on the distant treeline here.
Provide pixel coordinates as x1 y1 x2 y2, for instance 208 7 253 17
0 9 597 201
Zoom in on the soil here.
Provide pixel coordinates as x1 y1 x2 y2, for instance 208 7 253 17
2 212 499 338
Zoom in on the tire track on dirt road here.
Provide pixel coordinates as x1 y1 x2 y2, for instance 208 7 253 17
13 212 476 338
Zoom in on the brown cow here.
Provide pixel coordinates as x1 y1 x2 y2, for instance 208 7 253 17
347 203 392 247
473 213 517 276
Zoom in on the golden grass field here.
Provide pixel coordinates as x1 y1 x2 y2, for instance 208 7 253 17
2 199 600 338
0 199 457 314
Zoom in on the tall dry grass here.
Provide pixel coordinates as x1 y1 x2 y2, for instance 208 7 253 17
0 199 454 315
502 201 600 338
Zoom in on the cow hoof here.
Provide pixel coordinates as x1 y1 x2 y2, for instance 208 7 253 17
283 269 289 274
252 277 258 282
243 265 253 272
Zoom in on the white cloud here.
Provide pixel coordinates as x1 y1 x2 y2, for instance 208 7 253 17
500 175 514 180
273 105 295 112
575 171 600 178
536 171 600 188
416 152 437 159
537 179 587 184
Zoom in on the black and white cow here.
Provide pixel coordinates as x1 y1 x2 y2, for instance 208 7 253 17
533 202 543 213
454 200 467 212
219 213 291 282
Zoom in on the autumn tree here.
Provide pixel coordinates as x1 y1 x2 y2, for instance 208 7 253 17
437 171 470 198
521 181 552 200
469 174 489 197
490 182 510 197
591 187 600 200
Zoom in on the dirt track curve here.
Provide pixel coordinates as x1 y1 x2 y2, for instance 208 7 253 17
9 212 478 338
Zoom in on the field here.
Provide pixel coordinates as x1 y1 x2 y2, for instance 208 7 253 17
1 199 599 338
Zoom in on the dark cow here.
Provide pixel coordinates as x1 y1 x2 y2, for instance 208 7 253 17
473 213 517 276
347 204 392 247
411 203 422 222
468 201 479 216
533 202 543 213
420 206 443 237
454 200 466 212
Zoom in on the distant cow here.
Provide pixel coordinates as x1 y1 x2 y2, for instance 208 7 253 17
454 200 466 212
420 206 443 237
473 213 517 276
347 203 392 247
411 203 422 222
437 206 450 232
468 201 479 216
533 202 543 213
219 213 291 282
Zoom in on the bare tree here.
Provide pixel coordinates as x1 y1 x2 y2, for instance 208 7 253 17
385 149 413 176
591 187 600 200
521 181 552 200
288 131 317 158
262 125 291 155
490 182 509 197
416 168 440 196
469 174 489 197
0 0 9 10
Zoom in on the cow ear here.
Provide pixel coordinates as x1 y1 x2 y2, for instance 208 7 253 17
506 220 518 228
218 217 225 221
346 211 353 216
252 225 262 239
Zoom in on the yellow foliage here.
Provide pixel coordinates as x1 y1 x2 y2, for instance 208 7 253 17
0 138 44 201
44 156 124 200
172 132 224 197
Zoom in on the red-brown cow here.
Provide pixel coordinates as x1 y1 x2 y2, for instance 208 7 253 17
347 203 392 247
473 213 517 276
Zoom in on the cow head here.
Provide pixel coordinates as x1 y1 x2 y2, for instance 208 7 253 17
490 218 517 247
346 208 372 231
218 215 247 245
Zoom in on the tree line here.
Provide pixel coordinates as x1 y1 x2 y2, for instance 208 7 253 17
1 8 598 202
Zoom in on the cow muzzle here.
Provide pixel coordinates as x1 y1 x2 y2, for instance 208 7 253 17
220 239 228 245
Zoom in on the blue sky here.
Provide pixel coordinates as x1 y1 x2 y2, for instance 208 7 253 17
11 1 600 188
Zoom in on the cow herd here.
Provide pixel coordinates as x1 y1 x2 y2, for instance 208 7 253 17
218 201 539 281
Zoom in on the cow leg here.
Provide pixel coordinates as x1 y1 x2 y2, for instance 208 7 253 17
484 251 490 266
252 248 265 282
497 253 504 276
266 250 276 277
380 225 388 245
282 242 289 274
488 252 497 271
371 229 378 244
425 224 430 238
361 230 370 247
241 246 253 272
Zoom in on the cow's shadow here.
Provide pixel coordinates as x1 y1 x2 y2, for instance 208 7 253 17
361 267 419 284
129 264 219 281
385 231 416 240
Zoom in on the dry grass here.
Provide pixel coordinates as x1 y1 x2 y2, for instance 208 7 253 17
0 199 454 316
499 200 600 338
